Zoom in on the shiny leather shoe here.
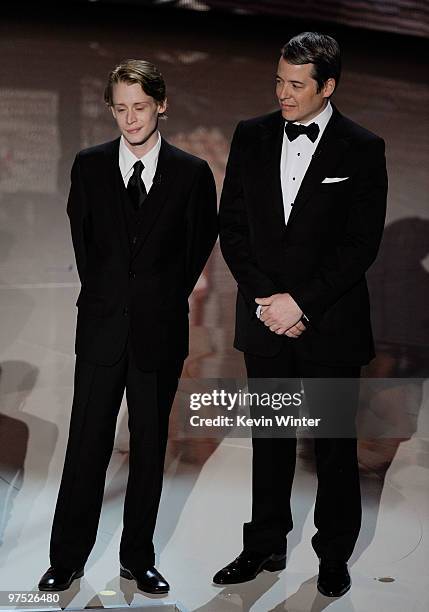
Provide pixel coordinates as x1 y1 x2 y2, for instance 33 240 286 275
213 550 286 585
38 566 84 591
120 564 169 594
317 560 351 597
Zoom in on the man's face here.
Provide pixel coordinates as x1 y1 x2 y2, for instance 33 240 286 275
110 81 167 149
276 57 334 123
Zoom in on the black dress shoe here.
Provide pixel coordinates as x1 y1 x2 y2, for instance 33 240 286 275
120 564 169 594
213 550 286 585
317 560 351 597
38 566 84 591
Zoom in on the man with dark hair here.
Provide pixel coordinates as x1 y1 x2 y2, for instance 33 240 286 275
214 32 387 597
38 59 218 594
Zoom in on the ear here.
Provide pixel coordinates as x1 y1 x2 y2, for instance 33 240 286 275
110 105 117 120
158 98 168 115
322 78 336 98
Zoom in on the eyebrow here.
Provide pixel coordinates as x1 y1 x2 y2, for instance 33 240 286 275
276 75 305 85
113 101 149 107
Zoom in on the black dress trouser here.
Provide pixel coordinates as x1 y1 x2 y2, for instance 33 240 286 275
50 338 182 571
243 340 361 562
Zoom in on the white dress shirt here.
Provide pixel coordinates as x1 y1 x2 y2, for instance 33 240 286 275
119 131 161 191
256 102 332 322
280 101 332 225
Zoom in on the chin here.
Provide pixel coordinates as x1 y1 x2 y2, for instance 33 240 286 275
281 110 297 122
125 135 145 146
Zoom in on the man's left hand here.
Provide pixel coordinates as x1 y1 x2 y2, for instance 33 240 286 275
256 293 303 332
284 320 306 338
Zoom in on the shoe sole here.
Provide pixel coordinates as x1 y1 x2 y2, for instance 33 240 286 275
317 582 351 598
212 556 287 586
263 557 287 572
120 568 169 594
38 569 84 592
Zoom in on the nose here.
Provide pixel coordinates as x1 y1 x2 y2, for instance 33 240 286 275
278 83 292 100
126 109 137 124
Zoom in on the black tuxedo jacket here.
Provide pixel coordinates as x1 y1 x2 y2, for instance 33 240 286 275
67 137 218 370
219 106 388 365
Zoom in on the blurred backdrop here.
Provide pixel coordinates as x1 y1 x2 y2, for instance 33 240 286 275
1 0 428 379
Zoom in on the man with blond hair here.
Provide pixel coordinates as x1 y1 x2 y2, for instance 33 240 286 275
39 59 217 594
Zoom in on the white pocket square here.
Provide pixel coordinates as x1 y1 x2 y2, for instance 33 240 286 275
322 177 349 183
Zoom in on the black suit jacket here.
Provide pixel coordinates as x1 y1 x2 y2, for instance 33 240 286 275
67 137 218 370
219 106 388 365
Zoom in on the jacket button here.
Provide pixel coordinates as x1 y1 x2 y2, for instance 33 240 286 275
123 307 129 316
129 271 136 279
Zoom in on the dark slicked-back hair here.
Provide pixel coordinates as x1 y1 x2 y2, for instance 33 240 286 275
104 59 167 117
281 32 341 93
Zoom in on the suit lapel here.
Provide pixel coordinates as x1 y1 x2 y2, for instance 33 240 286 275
131 137 177 260
103 137 177 261
103 138 130 258
257 112 285 225
287 105 351 225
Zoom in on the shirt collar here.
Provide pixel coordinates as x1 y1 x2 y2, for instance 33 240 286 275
119 131 161 177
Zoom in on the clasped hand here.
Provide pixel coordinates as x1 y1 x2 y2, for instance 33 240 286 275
255 293 306 338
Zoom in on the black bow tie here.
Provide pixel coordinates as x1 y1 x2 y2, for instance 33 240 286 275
285 121 320 143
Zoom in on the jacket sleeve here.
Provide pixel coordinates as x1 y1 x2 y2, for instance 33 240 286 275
185 160 218 296
289 137 388 323
66 154 88 284
219 122 278 303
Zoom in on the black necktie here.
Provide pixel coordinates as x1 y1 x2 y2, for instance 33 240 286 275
285 121 320 143
127 160 147 211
